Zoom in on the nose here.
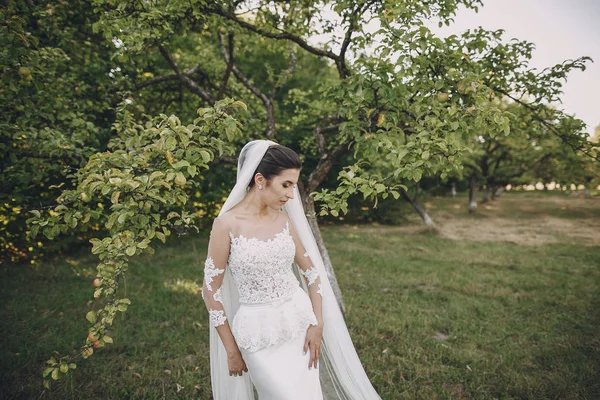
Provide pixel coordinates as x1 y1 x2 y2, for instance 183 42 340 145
287 189 294 199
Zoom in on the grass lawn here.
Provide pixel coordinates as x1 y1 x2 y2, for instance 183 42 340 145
1 192 599 399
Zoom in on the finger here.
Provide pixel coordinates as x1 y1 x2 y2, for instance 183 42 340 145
312 344 319 369
309 344 317 369
303 339 309 355
315 348 320 368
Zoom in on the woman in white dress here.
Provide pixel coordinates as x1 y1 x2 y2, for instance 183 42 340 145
201 140 381 400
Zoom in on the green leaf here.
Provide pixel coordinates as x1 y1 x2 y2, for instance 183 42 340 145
111 191 120 205
125 246 136 256
231 100 247 111
199 150 211 163
103 336 113 344
51 368 59 380
172 160 190 169
43 367 55 378
86 310 97 323
165 136 177 151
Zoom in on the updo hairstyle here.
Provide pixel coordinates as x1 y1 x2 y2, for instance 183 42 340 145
248 145 302 188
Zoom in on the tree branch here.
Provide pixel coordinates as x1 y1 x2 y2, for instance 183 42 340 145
491 86 599 162
314 114 339 155
159 45 215 105
218 32 275 138
214 7 340 63
217 33 235 100
307 141 350 194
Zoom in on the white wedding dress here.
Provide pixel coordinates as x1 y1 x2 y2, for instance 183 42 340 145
203 140 382 400
203 215 324 399
236 218 323 398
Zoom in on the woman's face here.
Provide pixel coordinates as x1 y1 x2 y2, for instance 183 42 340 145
258 168 300 209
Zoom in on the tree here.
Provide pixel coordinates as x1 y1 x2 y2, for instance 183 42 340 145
0 0 119 263
18 0 594 387
463 101 562 207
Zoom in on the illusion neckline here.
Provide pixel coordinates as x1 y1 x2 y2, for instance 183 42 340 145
229 221 290 244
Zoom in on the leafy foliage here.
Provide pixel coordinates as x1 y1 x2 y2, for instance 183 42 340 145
0 1 118 263
29 99 244 387
3 0 596 388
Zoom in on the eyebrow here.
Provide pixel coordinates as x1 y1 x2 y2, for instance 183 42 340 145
283 180 297 184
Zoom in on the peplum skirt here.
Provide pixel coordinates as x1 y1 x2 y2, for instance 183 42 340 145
231 286 323 400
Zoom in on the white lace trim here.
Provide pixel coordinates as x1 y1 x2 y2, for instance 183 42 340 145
209 309 227 327
317 283 323 298
213 287 223 304
203 257 224 292
300 265 320 286
231 288 317 352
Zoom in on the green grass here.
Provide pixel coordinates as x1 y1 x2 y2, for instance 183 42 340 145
1 192 599 399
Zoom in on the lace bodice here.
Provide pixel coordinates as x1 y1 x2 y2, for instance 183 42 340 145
201 212 323 352
228 221 299 304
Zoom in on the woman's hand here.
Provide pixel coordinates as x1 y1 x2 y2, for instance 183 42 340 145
303 324 323 369
227 348 248 377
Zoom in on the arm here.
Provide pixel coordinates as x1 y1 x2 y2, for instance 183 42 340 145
201 216 247 376
288 217 324 369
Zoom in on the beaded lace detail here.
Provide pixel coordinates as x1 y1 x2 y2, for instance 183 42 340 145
209 310 227 328
228 221 299 304
300 266 319 286
204 257 224 292
203 256 227 327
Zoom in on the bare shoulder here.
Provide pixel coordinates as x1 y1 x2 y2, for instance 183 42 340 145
212 213 234 234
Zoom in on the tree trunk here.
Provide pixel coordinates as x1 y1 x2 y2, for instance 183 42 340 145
585 187 591 199
491 185 502 200
451 183 456 198
468 175 477 213
302 193 347 314
399 188 436 230
481 185 489 204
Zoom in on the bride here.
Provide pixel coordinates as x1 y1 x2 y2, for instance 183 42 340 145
201 140 381 399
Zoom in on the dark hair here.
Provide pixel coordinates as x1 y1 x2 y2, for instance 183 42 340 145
248 145 302 188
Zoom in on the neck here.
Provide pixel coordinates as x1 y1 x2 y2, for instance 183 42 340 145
239 188 271 218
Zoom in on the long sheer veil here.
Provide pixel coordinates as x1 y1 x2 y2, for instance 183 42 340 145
209 140 381 399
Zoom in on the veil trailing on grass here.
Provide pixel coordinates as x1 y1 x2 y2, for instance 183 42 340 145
209 139 381 399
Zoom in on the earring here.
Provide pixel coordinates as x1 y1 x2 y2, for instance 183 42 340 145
258 185 263 190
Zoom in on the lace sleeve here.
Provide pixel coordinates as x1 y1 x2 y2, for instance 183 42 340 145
201 217 230 328
287 214 324 325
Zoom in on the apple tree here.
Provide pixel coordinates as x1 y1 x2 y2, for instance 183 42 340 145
23 0 597 387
